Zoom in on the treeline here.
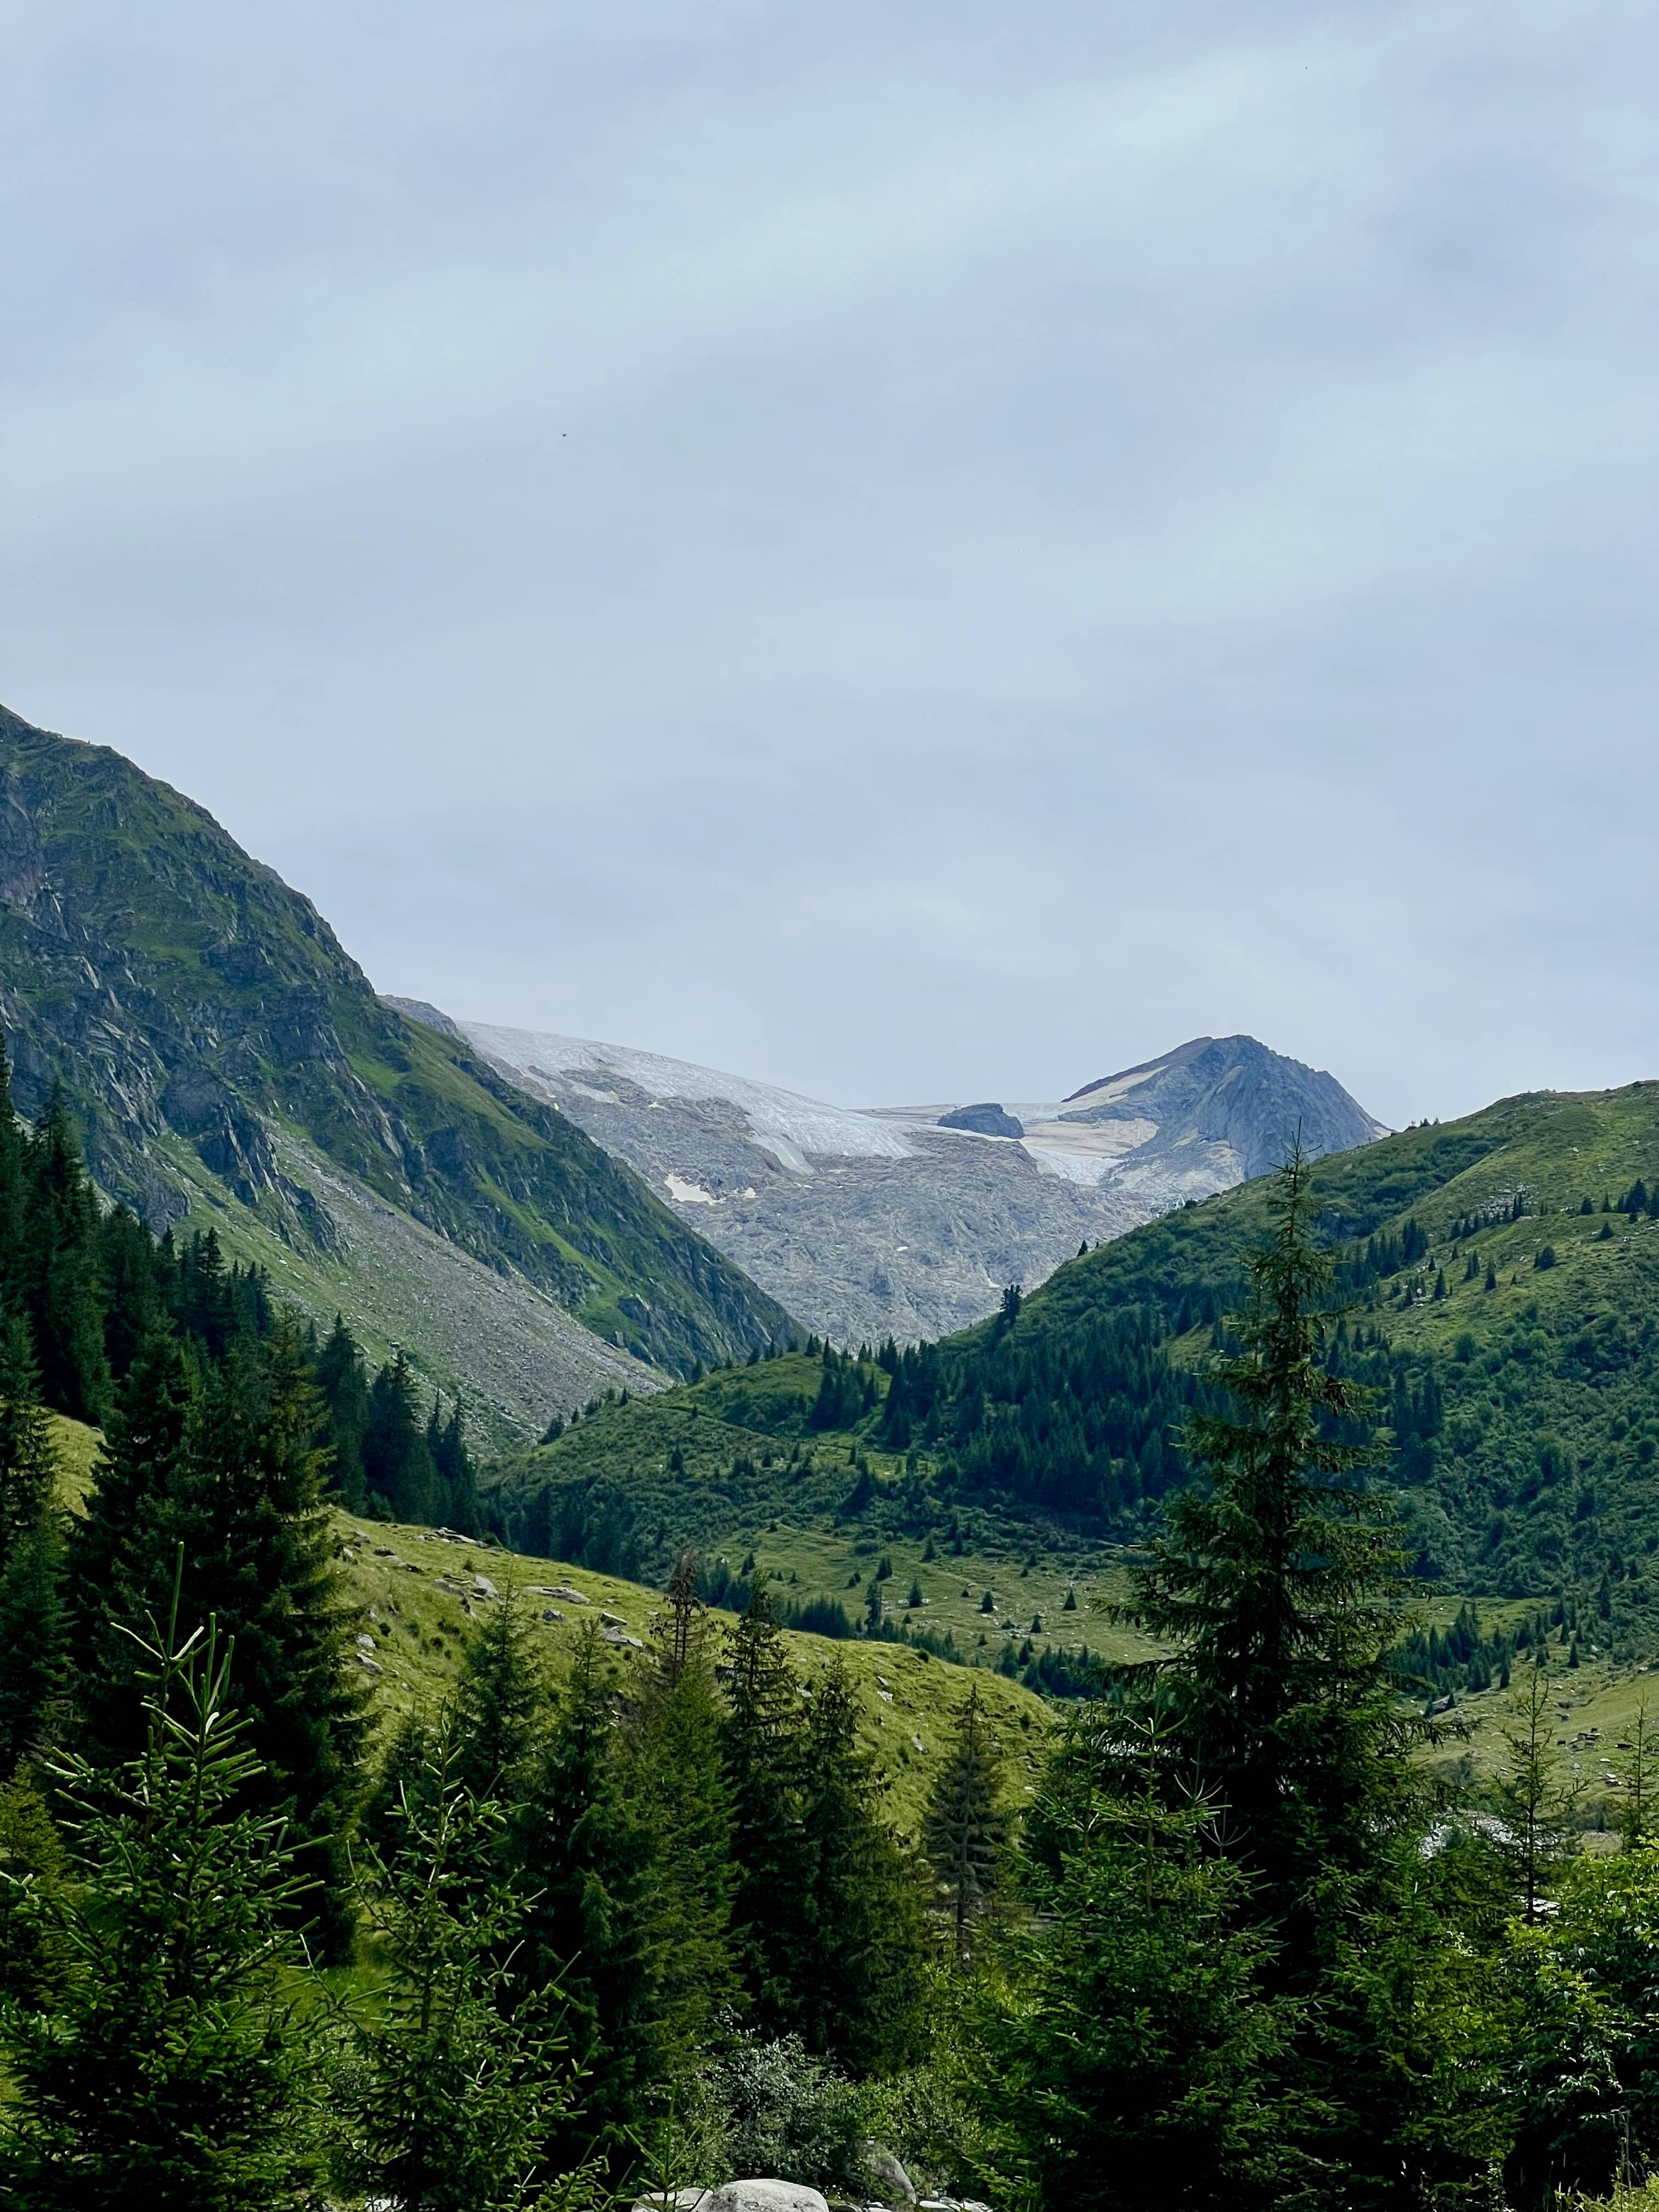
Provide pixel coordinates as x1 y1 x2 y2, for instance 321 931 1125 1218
0 1042 478 1530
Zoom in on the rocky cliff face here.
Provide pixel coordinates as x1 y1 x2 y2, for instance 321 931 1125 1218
0 706 792 1431
422 1019 1384 1346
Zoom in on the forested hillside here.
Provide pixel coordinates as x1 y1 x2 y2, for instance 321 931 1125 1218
0 704 790 1430
491 1084 1659 1639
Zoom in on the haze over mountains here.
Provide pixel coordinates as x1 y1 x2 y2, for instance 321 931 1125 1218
397 1011 1385 1342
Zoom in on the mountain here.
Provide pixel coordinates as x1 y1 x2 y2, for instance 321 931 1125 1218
482 1081 1659 1652
394 1013 1383 1345
0 705 791 1443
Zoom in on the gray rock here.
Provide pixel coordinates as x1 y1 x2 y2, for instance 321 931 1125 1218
633 2192 710 2212
601 1626 646 1650
541 1607 564 1623
862 2148 916 2208
355 1633 376 1653
936 1103 1023 1139
460 1024 1384 1346
707 2184 830 2212
600 1610 628 1627
546 1585 589 1604
472 1574 499 1599
354 1652 384 1677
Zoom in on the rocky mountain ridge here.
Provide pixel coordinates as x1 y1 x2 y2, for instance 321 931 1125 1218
401 1013 1384 1344
0 705 791 1441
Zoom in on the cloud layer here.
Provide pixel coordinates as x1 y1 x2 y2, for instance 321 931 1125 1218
5 0 1656 1125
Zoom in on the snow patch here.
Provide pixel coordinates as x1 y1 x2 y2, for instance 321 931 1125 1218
463 1024 913 1171
664 1174 719 1205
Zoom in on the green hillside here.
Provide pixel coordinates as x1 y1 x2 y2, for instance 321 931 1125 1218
0 704 791 1436
486 1085 1659 1651
334 1511 1051 1833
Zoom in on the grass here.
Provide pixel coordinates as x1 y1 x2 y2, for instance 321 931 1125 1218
336 1513 1052 1835
49 1420 1052 1835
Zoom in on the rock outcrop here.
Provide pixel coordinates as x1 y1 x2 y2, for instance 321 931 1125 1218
430 1019 1385 1346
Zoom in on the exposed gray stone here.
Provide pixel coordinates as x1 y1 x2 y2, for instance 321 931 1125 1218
707 2183 830 2212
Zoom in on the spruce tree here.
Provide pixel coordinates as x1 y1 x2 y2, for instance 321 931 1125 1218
314 1315 370 1511
168 1323 369 1953
1125 1146 1418 1953
428 1394 479 1533
0 1036 24 1311
364 1351 439 1521
516 1624 660 2176
797 1663 928 2073
723 1585 811 2028
964 1707 1285 2212
625 1562 738 2081
19 1085 109 1424
0 1605 320 2208
1491 1667 1582 1921
923 1680 1008 1964
327 1724 600 2212
0 1309 66 1773
67 1324 195 1769
95 1203 165 1385
453 1584 543 1809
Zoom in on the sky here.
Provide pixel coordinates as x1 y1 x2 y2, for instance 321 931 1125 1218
5 1 1657 1130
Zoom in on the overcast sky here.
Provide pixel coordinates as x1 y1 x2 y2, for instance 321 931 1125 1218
5 2 1657 1128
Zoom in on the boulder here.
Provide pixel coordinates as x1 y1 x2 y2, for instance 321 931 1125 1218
707 2184 830 2212
472 1574 499 1599
862 2148 916 2208
633 2191 712 2212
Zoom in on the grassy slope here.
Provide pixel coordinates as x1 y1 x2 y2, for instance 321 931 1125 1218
484 1352 1160 1673
49 1413 1049 1833
338 1516 1051 1833
0 706 791 1413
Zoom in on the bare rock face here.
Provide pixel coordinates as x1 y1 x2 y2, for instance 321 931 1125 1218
435 1019 1385 1347
936 1102 1023 1138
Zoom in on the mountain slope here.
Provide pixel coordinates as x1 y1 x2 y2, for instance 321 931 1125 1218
0 705 791 1439
412 1014 1381 1345
483 1082 1659 1649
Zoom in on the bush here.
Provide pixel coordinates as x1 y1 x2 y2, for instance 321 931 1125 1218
688 2034 864 2192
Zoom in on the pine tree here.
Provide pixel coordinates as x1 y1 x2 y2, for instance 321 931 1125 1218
0 1309 65 1773
167 1323 369 1954
0 1604 320 2208
328 1723 601 2212
364 1351 439 1521
66 1324 195 1769
453 1584 543 1810
625 1567 738 2079
19 1085 110 1423
924 1680 1008 1963
1491 1667 1582 1921
723 1586 811 2028
516 1624 665 2176
0 1037 24 1313
797 1663 928 2073
314 1314 370 1511
963 1706 1284 2211
1125 1146 1418 1954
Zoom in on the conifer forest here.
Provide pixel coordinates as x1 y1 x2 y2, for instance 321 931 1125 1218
8 1019 1659 2212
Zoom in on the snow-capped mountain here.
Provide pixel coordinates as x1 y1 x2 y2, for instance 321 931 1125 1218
388 1007 1385 1345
